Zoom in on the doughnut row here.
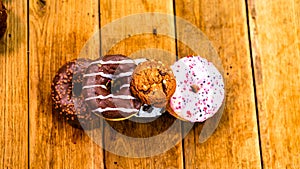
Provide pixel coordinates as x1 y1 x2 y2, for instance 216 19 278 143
51 55 225 129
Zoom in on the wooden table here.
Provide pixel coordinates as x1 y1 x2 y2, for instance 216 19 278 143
0 0 299 168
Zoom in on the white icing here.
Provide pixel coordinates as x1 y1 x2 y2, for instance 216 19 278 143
170 56 225 122
83 84 107 89
89 58 147 65
92 107 139 113
83 71 133 79
133 58 148 65
90 59 135 65
85 94 136 101
120 84 130 89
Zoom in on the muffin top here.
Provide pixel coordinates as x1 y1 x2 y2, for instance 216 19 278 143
130 60 176 108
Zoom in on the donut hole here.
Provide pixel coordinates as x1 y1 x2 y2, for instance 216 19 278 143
110 80 120 92
73 82 83 97
110 77 130 93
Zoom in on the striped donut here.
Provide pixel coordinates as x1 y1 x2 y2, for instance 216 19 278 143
82 55 147 121
167 56 225 122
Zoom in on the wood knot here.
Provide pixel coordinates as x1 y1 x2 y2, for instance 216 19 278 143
153 28 157 35
38 0 46 7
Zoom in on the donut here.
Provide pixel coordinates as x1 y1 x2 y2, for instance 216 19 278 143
51 58 100 129
82 54 147 121
130 60 176 108
0 0 7 38
168 56 225 122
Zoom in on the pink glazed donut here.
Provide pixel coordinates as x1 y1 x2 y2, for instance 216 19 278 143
168 56 225 122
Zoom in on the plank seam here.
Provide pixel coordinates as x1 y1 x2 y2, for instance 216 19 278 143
173 0 179 61
98 1 107 169
27 0 30 168
99 0 102 58
244 0 264 168
173 1 185 169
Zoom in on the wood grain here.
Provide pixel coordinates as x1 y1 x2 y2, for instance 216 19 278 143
99 0 184 169
175 0 262 168
0 0 297 168
248 0 300 168
29 1 104 168
0 1 28 168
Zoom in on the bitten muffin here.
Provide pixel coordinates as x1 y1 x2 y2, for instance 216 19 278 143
51 59 100 130
0 0 7 38
130 60 176 108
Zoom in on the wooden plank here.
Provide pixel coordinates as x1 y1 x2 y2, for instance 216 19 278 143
175 0 262 168
248 0 300 168
99 0 184 169
29 1 104 168
0 1 28 168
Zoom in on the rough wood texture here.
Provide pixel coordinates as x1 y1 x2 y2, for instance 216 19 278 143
248 0 300 168
175 0 262 168
100 0 184 169
1 0 299 168
0 1 28 168
29 1 104 168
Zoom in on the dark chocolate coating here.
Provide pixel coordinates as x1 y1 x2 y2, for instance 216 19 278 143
0 1 7 38
82 55 142 120
51 58 100 130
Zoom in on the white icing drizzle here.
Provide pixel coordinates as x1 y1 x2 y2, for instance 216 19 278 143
82 84 107 89
83 71 133 79
89 58 147 65
82 58 147 113
92 107 139 113
133 58 148 65
90 59 135 65
85 94 136 101
84 58 147 79
120 84 130 89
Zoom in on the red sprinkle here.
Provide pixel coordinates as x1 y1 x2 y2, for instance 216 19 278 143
187 111 192 117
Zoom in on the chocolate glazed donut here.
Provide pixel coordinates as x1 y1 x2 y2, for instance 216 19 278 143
51 59 100 130
0 0 7 38
82 55 146 121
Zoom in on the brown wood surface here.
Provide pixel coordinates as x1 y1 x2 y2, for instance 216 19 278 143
175 0 262 168
0 1 28 169
248 0 300 168
100 1 184 169
29 1 104 169
0 0 299 168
